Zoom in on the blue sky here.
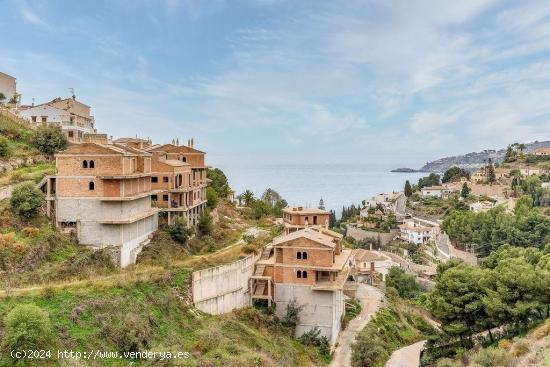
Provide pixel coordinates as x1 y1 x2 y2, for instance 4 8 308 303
1 0 550 168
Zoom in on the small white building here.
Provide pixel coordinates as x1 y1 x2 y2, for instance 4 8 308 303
0 72 18 104
535 148 550 156
399 220 433 245
363 192 401 212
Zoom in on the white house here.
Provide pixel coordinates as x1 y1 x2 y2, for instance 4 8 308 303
399 220 433 245
363 192 402 213
420 185 458 199
19 97 96 143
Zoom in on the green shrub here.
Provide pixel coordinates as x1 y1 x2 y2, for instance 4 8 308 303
197 210 213 235
10 182 45 219
32 125 68 156
298 327 331 356
100 313 151 353
206 186 219 209
281 299 303 328
471 347 512 366
386 267 421 299
0 136 9 157
166 219 193 244
2 304 54 352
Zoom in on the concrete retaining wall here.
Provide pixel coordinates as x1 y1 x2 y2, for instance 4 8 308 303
192 254 259 315
346 225 398 246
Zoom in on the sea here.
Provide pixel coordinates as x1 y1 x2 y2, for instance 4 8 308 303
216 162 426 214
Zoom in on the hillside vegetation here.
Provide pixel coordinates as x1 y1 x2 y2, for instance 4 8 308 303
0 112 37 159
0 197 325 366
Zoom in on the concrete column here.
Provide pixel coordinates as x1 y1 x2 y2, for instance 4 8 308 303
268 279 272 307
46 178 51 217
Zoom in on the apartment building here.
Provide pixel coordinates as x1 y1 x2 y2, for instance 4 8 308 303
282 207 330 234
146 140 207 225
42 137 158 267
19 96 96 143
251 226 351 346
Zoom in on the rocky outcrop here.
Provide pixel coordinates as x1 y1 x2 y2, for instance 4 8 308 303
0 155 49 174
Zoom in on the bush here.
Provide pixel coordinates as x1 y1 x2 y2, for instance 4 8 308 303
2 304 54 352
298 327 331 356
197 210 213 236
0 136 9 157
206 186 219 209
10 182 45 219
510 339 529 357
166 219 193 244
472 347 512 366
281 299 303 328
386 267 421 299
32 125 68 156
100 313 151 353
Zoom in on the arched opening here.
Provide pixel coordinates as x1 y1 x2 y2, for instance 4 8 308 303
297 252 302 259
302 271 308 279
89 160 95 168
82 160 88 168
302 252 308 260
297 270 302 279
89 182 95 190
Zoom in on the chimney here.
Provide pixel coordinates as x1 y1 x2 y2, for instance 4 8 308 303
172 138 175 145
191 138 194 148
187 139 191 147
176 138 179 146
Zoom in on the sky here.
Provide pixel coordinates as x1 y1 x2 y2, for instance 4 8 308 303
1 0 550 169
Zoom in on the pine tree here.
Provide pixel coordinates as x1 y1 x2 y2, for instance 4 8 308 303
461 183 470 198
404 180 413 197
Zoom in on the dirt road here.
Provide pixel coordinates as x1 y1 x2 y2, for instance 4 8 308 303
329 284 384 367
385 340 425 367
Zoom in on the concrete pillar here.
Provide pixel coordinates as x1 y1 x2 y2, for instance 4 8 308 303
267 279 272 307
46 178 51 217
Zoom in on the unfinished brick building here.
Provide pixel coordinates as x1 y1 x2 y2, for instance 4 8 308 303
43 137 158 267
147 139 207 225
250 226 351 346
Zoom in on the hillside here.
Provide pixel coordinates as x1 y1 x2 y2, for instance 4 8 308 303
434 319 550 367
0 111 53 189
395 140 550 173
0 199 326 366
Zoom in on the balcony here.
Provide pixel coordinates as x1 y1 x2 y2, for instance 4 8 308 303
97 208 159 224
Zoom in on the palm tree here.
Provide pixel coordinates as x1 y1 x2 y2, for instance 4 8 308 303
241 189 255 207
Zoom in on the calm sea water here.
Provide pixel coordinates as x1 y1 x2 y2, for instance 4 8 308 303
217 162 426 214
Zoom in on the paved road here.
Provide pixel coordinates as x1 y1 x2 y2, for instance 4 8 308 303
385 340 425 367
330 284 384 367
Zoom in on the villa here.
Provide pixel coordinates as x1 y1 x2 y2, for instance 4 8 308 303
535 147 550 156
398 220 434 245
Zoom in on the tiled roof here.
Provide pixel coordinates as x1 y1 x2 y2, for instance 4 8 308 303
148 143 205 154
282 207 329 215
273 228 336 248
57 143 150 156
